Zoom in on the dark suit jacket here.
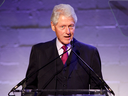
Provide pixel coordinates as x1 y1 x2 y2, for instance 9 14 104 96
25 38 103 91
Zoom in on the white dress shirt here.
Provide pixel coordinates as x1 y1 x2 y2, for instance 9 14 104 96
56 38 71 58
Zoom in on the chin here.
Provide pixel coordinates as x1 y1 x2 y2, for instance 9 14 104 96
63 41 71 45
60 39 72 45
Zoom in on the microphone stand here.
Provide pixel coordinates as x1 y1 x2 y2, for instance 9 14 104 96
8 47 72 96
71 47 115 96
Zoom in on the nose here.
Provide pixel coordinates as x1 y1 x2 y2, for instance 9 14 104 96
66 27 70 34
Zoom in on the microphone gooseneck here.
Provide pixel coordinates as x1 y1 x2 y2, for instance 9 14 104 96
70 41 115 96
8 78 26 96
8 45 72 96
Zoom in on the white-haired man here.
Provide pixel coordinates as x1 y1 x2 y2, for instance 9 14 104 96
25 4 104 96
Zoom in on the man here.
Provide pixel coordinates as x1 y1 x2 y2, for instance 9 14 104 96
25 4 104 95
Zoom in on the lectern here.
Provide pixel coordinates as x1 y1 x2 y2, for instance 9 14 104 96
10 89 110 96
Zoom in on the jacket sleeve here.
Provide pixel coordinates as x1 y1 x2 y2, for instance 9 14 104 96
90 47 104 89
25 45 38 89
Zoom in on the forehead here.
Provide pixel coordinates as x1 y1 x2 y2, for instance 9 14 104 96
57 15 75 25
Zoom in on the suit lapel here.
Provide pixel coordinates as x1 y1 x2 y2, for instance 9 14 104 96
65 38 81 78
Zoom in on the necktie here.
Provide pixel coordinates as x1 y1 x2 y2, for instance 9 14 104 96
61 45 68 64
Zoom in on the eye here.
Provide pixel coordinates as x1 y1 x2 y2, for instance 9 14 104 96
60 26 65 29
69 25 74 28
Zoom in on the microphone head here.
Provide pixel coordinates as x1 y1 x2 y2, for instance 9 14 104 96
70 40 74 48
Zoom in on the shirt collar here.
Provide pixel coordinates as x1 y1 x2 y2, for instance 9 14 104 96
56 38 71 51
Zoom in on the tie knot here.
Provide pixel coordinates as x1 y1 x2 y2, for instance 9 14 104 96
62 45 67 51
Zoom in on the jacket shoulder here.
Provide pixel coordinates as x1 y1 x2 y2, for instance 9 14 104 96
74 39 97 51
32 38 56 50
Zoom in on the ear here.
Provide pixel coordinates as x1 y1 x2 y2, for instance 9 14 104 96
51 21 55 32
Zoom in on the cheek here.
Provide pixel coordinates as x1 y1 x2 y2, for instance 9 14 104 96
59 30 66 35
71 30 75 34
56 30 64 37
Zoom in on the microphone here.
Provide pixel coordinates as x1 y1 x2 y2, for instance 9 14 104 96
8 45 72 96
70 41 115 96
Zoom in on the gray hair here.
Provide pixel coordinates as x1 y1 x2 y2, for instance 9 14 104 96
51 4 77 25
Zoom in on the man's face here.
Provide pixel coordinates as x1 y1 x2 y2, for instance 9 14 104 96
51 15 75 45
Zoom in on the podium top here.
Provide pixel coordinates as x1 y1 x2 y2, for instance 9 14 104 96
13 89 108 94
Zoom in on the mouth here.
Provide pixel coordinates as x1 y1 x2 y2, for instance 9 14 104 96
64 35 71 38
